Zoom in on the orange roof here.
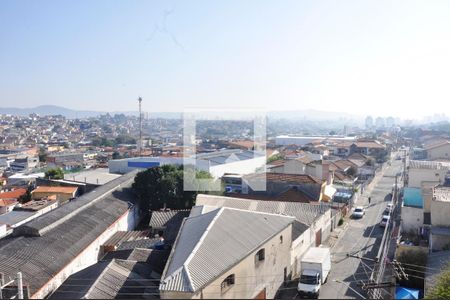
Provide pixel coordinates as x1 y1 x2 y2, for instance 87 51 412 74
227 140 254 149
247 173 322 184
0 199 18 207
0 188 27 200
32 186 78 194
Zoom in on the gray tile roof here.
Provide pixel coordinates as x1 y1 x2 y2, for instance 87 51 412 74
14 169 139 237
196 194 329 226
149 209 191 243
0 171 139 297
117 238 160 251
0 210 36 226
102 248 170 274
50 259 159 299
160 207 294 292
149 209 190 229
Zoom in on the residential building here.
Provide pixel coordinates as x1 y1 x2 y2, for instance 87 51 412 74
401 187 424 233
159 207 295 299
429 186 450 251
275 135 357 146
10 156 39 172
195 194 333 279
46 152 84 170
331 140 387 158
240 172 333 202
407 160 450 188
0 188 26 214
31 186 78 202
425 140 450 160
0 170 141 298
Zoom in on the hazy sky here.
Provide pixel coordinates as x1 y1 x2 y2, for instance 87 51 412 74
1 0 450 118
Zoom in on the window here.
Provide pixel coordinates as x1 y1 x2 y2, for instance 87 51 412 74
280 235 283 244
256 248 265 262
221 274 235 291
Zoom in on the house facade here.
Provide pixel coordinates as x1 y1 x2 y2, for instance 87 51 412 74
160 207 294 299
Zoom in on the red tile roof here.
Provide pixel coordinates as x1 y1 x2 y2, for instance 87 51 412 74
247 173 323 184
0 188 27 200
32 186 78 194
0 199 18 207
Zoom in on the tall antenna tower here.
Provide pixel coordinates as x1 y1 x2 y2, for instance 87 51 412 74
138 96 142 157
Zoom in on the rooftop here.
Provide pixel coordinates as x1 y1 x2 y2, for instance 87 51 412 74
0 170 139 297
32 186 78 194
0 210 36 226
0 199 18 207
245 172 322 185
196 193 328 231
63 168 121 185
409 160 450 170
0 188 27 200
433 186 450 202
49 259 159 299
403 187 423 208
160 207 294 293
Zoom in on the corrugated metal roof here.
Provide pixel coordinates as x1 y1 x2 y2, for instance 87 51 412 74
0 172 138 297
103 231 150 248
50 259 159 299
409 160 450 170
196 194 329 226
160 207 294 292
149 210 190 229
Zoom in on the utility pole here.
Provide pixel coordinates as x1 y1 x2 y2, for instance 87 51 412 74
17 272 23 300
138 97 142 157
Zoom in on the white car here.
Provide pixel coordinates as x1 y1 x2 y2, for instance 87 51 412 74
352 206 365 219
380 215 390 227
386 203 394 211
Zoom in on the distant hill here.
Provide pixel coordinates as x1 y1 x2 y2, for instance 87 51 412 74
0 105 362 122
0 105 106 119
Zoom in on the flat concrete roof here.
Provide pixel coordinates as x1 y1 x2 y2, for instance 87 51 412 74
63 168 121 185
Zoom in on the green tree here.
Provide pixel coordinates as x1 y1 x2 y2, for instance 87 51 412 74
267 154 283 163
45 168 64 179
115 135 137 145
347 166 358 177
39 147 47 162
112 151 121 160
132 165 216 214
426 262 450 299
18 189 32 204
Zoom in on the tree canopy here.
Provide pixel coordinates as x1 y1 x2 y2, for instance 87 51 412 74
426 262 450 299
45 167 64 179
132 165 217 213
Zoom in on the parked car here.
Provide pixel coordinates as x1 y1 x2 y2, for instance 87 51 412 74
380 215 390 227
386 203 394 211
352 206 365 219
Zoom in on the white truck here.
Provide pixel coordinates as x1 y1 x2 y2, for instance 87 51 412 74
297 247 331 298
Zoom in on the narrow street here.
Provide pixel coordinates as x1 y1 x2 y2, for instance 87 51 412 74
319 156 403 299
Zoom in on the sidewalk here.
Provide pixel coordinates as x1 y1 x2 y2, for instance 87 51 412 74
325 221 349 249
355 163 388 207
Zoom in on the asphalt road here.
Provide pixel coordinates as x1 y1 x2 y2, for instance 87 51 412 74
318 157 404 299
